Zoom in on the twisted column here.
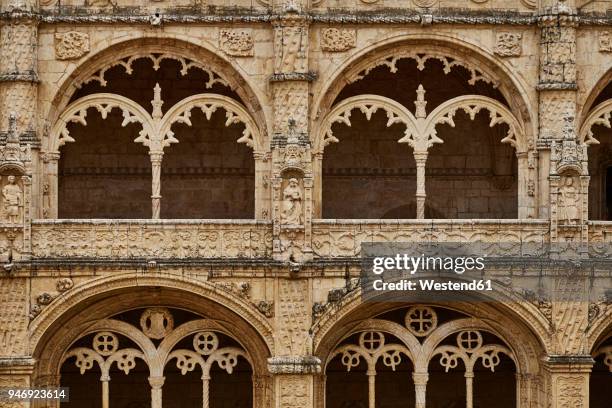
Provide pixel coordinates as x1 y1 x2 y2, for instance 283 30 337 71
414 152 428 219
149 151 163 219
413 372 428 408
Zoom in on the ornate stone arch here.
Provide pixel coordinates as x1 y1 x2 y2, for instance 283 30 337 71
312 34 536 145
319 305 529 408
312 291 550 375
29 272 274 386
43 37 269 153
315 94 526 155
314 89 528 218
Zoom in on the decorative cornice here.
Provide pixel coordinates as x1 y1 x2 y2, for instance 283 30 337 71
0 73 39 83
536 82 578 91
0 9 610 26
269 72 317 82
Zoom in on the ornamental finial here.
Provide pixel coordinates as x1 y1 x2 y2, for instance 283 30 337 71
414 84 427 119
151 83 164 120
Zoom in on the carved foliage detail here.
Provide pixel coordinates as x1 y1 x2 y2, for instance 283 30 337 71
556 376 585 408
219 29 254 57
495 32 522 57
55 31 90 60
599 31 612 53
321 28 356 52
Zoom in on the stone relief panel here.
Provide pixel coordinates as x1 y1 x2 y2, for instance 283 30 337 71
538 91 575 140
0 83 36 133
54 31 90 60
277 279 309 355
320 28 356 52
31 222 273 259
599 31 612 52
494 32 522 57
279 376 309 408
0 278 27 356
219 29 254 57
556 376 585 408
272 81 309 134
0 23 37 76
274 24 308 74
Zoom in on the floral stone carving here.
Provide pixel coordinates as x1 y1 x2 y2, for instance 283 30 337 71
55 31 90 60
495 32 522 57
219 29 254 57
321 28 356 52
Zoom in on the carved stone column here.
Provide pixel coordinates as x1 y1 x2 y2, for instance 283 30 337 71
268 357 320 408
270 10 315 262
537 4 586 243
412 372 428 408
414 152 428 219
150 151 163 219
1 0 39 225
148 375 165 408
544 355 592 408
0 357 36 408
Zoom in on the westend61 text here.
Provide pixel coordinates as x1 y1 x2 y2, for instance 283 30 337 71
372 279 493 292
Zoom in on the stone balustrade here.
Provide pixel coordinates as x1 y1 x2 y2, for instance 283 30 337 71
30 219 273 259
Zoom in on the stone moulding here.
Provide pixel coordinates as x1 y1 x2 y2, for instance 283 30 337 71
30 220 274 259
267 356 321 374
8 10 612 26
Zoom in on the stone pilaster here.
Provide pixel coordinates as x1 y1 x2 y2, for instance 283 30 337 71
1 0 39 225
270 10 315 262
268 356 321 408
0 357 36 408
544 355 592 408
537 5 587 243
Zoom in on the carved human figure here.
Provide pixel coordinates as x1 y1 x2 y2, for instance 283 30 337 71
281 178 303 225
559 177 579 225
2 176 22 224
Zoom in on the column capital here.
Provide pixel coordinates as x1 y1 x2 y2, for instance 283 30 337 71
148 376 165 389
412 372 429 385
267 356 321 374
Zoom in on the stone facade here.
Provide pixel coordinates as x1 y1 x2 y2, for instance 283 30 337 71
0 0 611 407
